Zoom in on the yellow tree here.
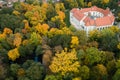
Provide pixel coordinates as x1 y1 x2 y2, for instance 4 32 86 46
24 3 48 26
3 28 13 35
102 0 109 4
51 15 66 28
8 48 20 61
30 32 42 45
0 28 12 41
55 3 65 12
57 11 65 21
91 64 108 80
12 10 20 16
35 23 49 35
89 30 101 41
0 33 6 41
110 26 119 33
17 68 25 77
71 36 79 48
49 49 80 76
13 33 22 47
117 43 120 49
88 2 92 7
23 20 30 31
20 2 34 11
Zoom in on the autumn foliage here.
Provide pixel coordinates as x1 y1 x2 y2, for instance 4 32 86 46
0 0 120 80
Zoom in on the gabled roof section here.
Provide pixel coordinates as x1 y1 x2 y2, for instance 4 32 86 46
73 10 84 21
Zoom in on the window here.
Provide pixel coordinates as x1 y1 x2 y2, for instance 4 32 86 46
81 26 84 29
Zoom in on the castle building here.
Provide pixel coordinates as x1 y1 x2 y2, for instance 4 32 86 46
70 6 115 34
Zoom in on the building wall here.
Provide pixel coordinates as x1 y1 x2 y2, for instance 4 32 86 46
70 12 86 30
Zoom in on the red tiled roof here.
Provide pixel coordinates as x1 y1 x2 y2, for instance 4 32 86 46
71 6 115 27
95 17 111 26
73 10 84 20
71 8 78 13
83 17 91 22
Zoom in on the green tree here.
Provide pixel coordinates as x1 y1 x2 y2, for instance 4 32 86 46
18 43 35 57
79 65 90 80
10 64 20 77
0 65 7 80
90 64 108 80
76 0 84 7
26 62 44 80
18 77 30 80
85 47 101 66
0 7 13 14
48 34 71 48
45 74 62 80
61 0 78 9
100 29 119 52
46 4 57 20
113 69 120 80
25 0 34 4
0 14 24 31
74 30 87 45
106 60 116 77
112 60 120 80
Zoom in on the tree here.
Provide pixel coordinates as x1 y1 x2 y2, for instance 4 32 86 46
70 36 79 48
10 64 20 77
79 65 90 80
48 34 71 48
0 7 13 14
89 30 101 42
55 3 65 12
74 30 87 45
113 60 120 80
90 64 108 80
57 11 65 21
49 15 66 28
35 23 49 35
8 48 20 61
91 0 103 8
0 14 24 31
18 41 35 57
0 65 7 80
106 60 116 76
30 32 42 46
116 60 120 69
46 4 56 20
25 0 34 4
99 29 119 52
13 33 22 47
87 2 92 7
24 3 48 26
85 47 101 66
102 0 109 4
26 62 44 80
45 74 62 80
62 0 78 9
113 69 120 80
49 49 80 76
76 0 84 7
